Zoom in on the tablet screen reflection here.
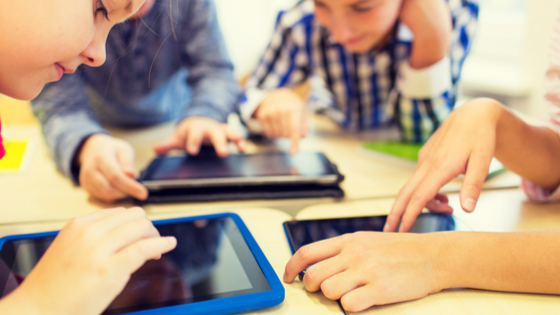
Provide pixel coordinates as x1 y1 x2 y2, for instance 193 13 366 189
0 217 259 315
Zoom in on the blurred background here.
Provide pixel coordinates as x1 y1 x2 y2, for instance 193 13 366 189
2 0 560 124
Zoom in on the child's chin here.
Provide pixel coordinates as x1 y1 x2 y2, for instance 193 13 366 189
1 84 42 101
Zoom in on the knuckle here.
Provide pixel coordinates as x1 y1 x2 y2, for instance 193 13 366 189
65 217 83 231
304 266 319 285
296 245 311 262
134 242 150 258
410 191 428 205
464 181 483 194
106 172 120 184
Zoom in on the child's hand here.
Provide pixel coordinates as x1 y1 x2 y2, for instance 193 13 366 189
153 117 246 157
283 231 447 312
254 88 308 155
399 0 452 69
385 99 503 232
7 208 177 315
78 134 148 203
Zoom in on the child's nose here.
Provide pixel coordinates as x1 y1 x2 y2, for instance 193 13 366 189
331 18 352 44
81 41 107 68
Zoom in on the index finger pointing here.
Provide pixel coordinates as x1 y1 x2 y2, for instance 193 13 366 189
289 112 301 155
399 167 457 232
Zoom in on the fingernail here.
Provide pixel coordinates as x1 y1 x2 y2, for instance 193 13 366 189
464 198 476 212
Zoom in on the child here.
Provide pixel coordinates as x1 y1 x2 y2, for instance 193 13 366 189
31 0 243 203
0 0 176 313
241 0 478 154
283 8 560 313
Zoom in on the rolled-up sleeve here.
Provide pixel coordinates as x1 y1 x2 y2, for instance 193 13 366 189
178 0 240 124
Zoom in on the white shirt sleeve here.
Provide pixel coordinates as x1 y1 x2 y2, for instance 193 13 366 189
397 55 452 99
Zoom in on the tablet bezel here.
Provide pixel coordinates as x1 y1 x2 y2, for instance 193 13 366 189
139 152 341 190
283 213 456 255
0 213 284 315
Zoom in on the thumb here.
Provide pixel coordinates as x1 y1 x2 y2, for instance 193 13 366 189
153 136 180 156
460 153 491 213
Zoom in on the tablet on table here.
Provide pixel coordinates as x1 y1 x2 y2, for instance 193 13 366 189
139 151 343 190
284 213 455 256
0 213 284 315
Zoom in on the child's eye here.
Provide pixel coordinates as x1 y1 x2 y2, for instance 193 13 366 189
96 0 110 21
314 0 327 9
354 6 372 12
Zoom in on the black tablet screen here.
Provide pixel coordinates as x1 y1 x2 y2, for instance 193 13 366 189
0 217 270 314
284 213 455 252
143 152 337 181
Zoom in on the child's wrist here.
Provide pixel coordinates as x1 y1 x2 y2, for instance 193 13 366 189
409 34 448 69
2 286 46 315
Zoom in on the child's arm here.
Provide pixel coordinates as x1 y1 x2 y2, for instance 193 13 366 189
0 208 176 315
31 73 109 185
32 74 147 203
392 0 478 143
239 5 313 153
283 229 560 313
386 99 560 233
165 0 243 156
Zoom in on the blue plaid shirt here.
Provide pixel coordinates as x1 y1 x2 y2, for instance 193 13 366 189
241 0 479 142
32 0 239 183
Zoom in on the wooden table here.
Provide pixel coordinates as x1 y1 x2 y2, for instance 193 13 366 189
1 190 559 314
0 115 521 224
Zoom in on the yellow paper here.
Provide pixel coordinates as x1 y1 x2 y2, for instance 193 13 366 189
0 140 28 171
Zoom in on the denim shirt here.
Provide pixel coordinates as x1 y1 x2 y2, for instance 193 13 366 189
31 0 240 184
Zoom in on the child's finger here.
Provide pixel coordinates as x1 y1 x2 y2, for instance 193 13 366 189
153 136 180 155
385 164 430 232
223 126 246 153
94 207 150 237
110 236 177 276
100 217 162 256
340 284 381 312
86 171 128 202
284 238 343 283
208 127 229 157
281 110 292 138
116 146 136 176
460 151 492 213
98 157 148 200
425 198 454 214
289 111 301 155
399 168 456 232
302 255 347 293
185 127 203 155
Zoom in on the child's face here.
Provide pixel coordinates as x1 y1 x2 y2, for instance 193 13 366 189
314 0 403 53
0 0 146 100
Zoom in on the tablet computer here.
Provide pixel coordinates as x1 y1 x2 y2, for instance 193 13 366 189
0 213 284 315
283 213 455 256
139 152 342 190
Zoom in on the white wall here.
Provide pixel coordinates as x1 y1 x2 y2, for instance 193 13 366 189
456 0 560 119
214 0 298 78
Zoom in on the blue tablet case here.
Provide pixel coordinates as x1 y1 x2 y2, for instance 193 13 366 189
0 213 284 315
